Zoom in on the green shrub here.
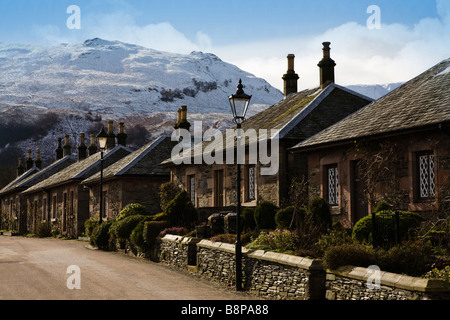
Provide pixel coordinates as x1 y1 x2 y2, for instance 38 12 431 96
143 221 171 248
316 228 354 255
111 215 152 241
151 212 168 222
130 221 147 252
159 182 182 212
242 207 256 231
323 243 377 270
352 210 423 244
308 197 332 232
425 266 450 283
254 201 278 230
378 241 434 277
275 206 306 230
116 203 148 221
36 221 52 238
90 221 113 251
164 190 197 227
84 218 99 237
246 229 299 254
373 200 391 213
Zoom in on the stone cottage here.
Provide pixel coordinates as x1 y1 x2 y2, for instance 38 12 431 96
0 147 75 233
21 131 131 237
161 42 373 216
82 136 176 220
291 58 450 227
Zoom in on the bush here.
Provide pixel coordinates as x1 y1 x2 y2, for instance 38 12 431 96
130 221 147 252
90 221 113 251
308 197 332 232
323 243 377 270
159 182 182 212
352 210 423 244
425 265 450 283
143 221 171 248
111 215 152 241
254 201 278 230
373 200 391 213
164 190 197 227
275 206 306 230
36 221 52 238
116 203 148 221
159 226 188 238
242 207 256 231
246 229 299 254
316 227 354 255
84 218 99 237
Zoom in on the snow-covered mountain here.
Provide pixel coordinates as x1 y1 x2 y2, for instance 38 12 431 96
346 83 403 100
0 38 282 117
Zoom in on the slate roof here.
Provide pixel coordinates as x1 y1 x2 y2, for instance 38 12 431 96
161 83 372 165
0 156 76 196
293 58 450 151
23 145 131 194
82 136 175 185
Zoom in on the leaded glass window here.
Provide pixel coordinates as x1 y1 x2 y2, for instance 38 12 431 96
419 153 436 199
189 175 195 205
248 166 256 201
327 165 339 206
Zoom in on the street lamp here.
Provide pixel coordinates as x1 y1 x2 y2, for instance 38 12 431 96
96 127 108 225
229 79 252 291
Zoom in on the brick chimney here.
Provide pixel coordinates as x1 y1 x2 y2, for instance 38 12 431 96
56 137 63 161
318 42 336 89
282 54 299 98
106 120 116 150
63 135 72 157
35 149 42 169
17 157 24 177
116 122 127 147
26 149 33 171
88 134 98 156
78 133 87 161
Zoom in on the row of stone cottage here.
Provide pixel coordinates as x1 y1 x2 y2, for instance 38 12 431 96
1 42 449 237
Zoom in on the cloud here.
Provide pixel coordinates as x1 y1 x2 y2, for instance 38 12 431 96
214 2 450 91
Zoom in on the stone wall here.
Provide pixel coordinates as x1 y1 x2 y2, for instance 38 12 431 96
326 266 450 300
158 235 450 301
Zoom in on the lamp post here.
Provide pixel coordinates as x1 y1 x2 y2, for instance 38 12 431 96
229 79 252 291
96 127 108 225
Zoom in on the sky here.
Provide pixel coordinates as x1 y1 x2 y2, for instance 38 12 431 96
0 0 449 91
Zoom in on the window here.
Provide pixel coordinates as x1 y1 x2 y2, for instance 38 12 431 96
52 195 57 220
188 175 195 206
247 166 256 201
326 165 339 206
418 152 436 200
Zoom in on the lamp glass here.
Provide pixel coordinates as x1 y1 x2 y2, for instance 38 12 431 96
96 128 108 150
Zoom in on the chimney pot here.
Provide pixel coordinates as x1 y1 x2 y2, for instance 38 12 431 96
17 157 24 177
35 149 42 169
56 137 63 160
26 148 33 171
116 122 128 147
63 135 72 157
88 134 98 156
78 133 87 161
106 120 116 149
318 42 336 89
282 54 299 98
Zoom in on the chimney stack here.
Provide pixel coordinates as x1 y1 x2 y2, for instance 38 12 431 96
318 42 336 89
88 134 98 156
116 122 127 147
282 54 299 98
63 135 72 157
35 149 42 169
26 149 33 171
106 120 116 150
17 157 24 177
56 137 63 161
78 133 87 161
175 106 191 131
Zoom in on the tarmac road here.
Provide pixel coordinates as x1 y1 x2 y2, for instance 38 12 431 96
0 236 256 301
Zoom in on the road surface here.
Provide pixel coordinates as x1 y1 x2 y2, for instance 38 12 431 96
0 236 255 300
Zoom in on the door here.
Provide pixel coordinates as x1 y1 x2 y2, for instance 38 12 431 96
351 160 369 224
214 170 224 207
